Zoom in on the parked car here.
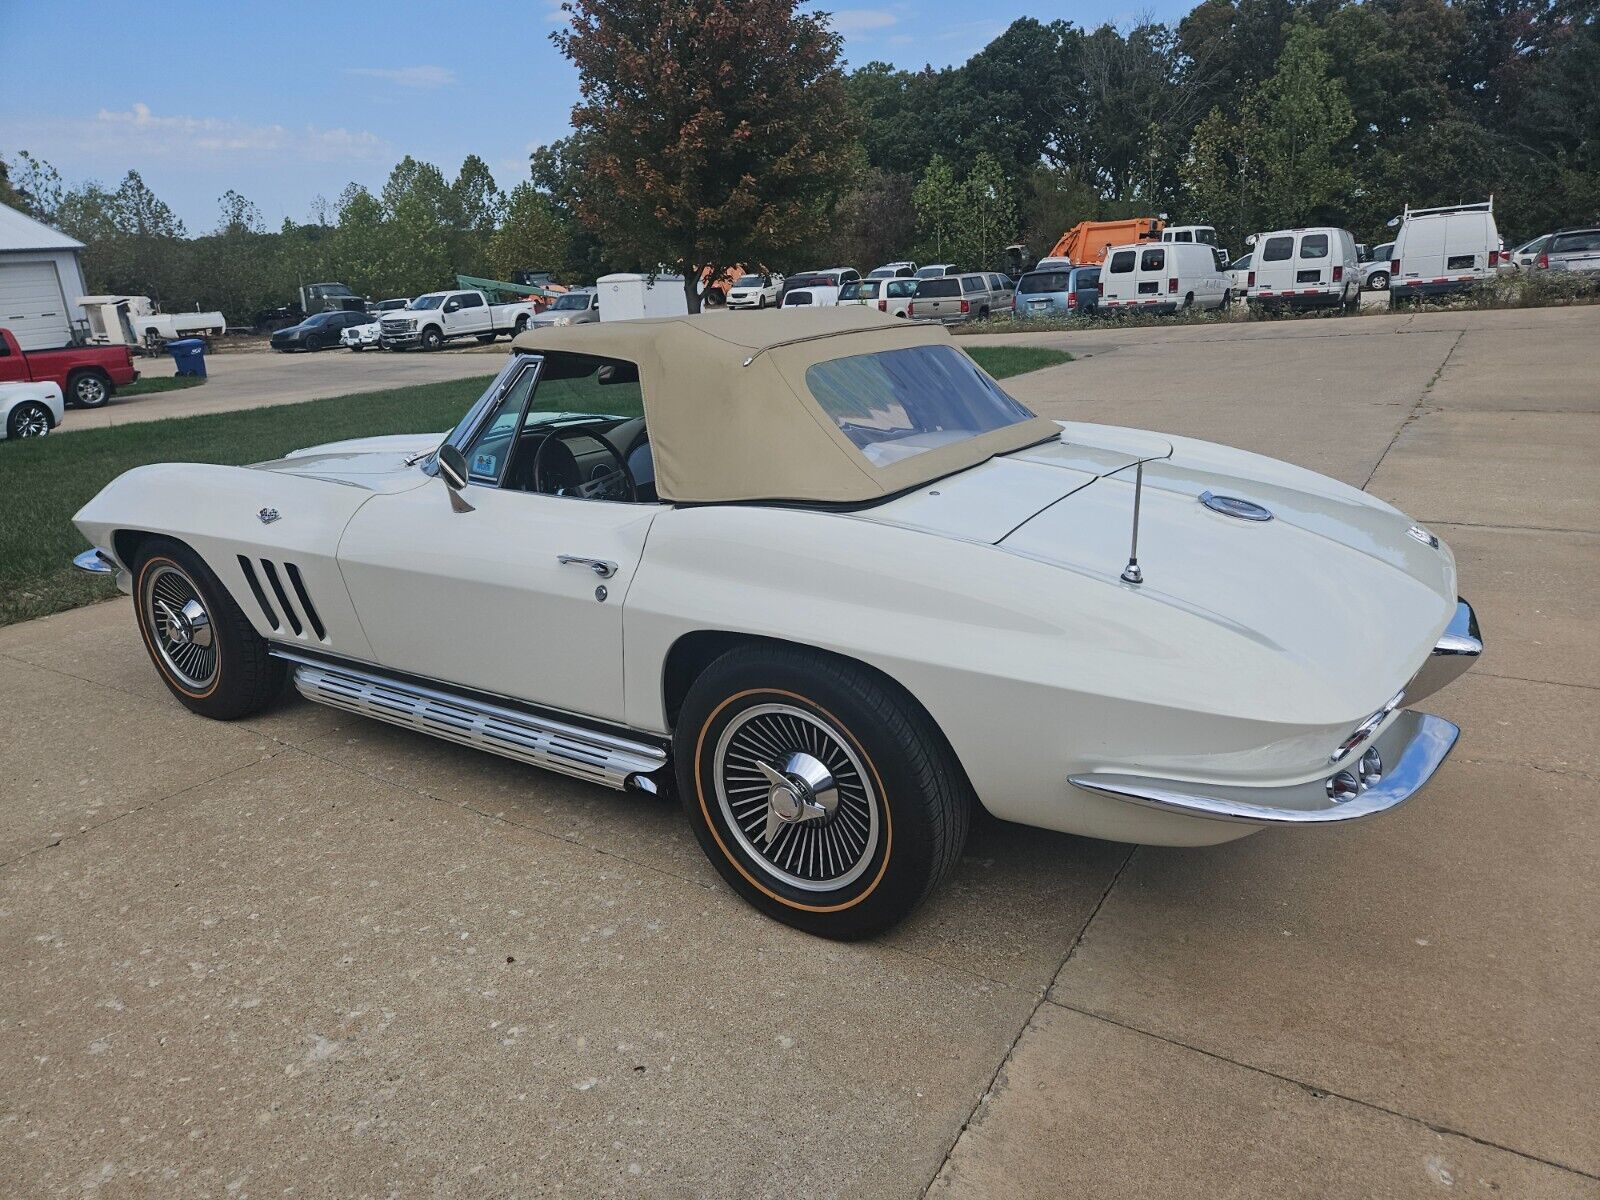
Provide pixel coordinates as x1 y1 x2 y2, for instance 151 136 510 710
837 278 917 318
271 310 374 352
532 289 601 327
1 379 63 439
1014 266 1101 318
380 289 541 350
780 270 858 308
1246 228 1361 312
867 262 917 279
1227 253 1253 297
1508 233 1552 271
1161 224 1230 270
984 271 1016 315
1534 228 1600 279
1361 242 1395 290
0 327 138 408
907 272 1009 323
70 307 1480 938
914 264 957 280
341 319 383 351
367 297 411 316
1101 243 1231 313
1389 200 1503 304
725 274 783 309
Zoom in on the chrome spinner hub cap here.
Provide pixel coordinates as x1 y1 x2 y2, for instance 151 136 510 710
713 704 879 892
143 565 218 689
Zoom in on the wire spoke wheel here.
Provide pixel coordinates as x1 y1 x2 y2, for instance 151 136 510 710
141 563 217 690
713 702 880 892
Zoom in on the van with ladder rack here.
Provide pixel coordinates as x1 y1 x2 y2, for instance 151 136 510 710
1388 199 1504 305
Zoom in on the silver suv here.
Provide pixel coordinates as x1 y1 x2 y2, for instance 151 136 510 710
531 289 599 327
908 272 1012 323
1538 228 1600 279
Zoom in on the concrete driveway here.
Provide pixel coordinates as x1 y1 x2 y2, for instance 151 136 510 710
3 306 1596 1197
61 343 502 431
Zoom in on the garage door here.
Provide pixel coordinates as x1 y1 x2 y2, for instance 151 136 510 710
0 260 70 351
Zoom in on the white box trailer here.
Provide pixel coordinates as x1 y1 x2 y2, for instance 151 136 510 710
597 273 690 322
80 295 226 346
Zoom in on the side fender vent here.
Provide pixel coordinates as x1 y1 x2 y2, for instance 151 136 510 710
259 560 302 636
237 556 280 631
284 562 327 641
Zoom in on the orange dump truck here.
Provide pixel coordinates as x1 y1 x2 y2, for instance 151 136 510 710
1047 218 1165 265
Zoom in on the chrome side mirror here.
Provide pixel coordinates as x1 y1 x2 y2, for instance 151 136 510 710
1245 233 1258 247
437 445 475 513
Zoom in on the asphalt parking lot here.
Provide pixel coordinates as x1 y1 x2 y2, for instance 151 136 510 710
3 305 1596 1197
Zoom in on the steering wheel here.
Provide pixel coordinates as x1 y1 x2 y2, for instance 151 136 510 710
530 425 638 503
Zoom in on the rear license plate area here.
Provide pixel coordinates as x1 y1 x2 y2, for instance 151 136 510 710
1296 270 1322 284
1447 255 1475 270
1137 281 1159 295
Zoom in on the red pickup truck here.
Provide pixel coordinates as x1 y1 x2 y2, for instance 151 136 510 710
0 327 139 409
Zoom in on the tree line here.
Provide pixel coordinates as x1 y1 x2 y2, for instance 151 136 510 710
2 0 1594 322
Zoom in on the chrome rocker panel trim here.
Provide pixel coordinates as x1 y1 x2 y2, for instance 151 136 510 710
1069 709 1459 826
1404 597 1482 703
271 649 667 791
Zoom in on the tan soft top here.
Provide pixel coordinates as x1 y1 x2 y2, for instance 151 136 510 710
510 306 1057 504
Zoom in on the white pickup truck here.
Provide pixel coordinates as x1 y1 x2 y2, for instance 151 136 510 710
378 290 540 351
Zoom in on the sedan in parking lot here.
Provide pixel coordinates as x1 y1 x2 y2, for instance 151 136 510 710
1535 228 1600 278
1361 242 1395 290
271 310 373 352
342 319 383 351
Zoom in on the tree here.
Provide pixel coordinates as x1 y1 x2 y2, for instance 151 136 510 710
912 155 962 262
554 0 855 312
1181 106 1248 250
951 152 1018 272
490 182 568 280
1242 19 1356 228
216 189 263 235
820 166 917 275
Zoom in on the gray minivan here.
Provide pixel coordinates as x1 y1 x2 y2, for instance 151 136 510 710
1015 266 1100 318
1538 228 1600 278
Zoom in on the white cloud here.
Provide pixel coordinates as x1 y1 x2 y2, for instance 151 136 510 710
346 65 457 89
829 8 897 36
3 103 390 165
544 0 568 24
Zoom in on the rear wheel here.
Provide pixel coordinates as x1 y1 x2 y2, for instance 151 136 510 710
67 369 111 408
132 538 285 720
6 401 52 438
675 644 971 939
477 333 497 344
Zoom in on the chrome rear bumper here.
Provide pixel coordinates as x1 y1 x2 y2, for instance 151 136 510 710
1404 598 1482 703
1068 709 1459 826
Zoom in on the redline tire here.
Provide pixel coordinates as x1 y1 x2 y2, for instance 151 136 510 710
132 538 286 720
675 644 970 939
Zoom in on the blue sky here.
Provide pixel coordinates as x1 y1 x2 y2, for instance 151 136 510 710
0 0 1190 232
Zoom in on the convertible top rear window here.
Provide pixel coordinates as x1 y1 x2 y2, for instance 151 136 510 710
804 345 1036 469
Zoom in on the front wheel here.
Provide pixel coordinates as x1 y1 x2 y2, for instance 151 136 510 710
6 400 52 438
132 538 286 720
757 295 767 309
420 326 444 352
1369 271 1389 291
675 644 971 939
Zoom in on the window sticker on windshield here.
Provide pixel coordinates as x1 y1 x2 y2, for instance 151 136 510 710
473 452 497 475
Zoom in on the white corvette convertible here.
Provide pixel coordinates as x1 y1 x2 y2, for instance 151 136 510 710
72 308 1480 938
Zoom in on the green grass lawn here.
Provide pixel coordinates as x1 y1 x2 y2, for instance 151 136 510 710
0 343 1070 627
119 374 207 398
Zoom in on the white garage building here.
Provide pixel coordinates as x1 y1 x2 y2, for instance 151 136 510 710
0 200 88 351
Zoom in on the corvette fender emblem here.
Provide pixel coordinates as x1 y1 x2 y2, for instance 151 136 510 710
258 507 281 524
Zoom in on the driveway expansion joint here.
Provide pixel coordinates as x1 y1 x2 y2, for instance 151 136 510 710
1041 999 1600 1184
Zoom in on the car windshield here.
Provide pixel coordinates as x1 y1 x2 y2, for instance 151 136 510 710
552 293 591 310
806 345 1036 468
411 295 446 310
916 278 960 297
305 313 338 325
1230 254 1251 269
886 280 918 297
735 275 765 286
914 266 947 279
1195 229 1218 245
1019 271 1070 294
867 269 893 279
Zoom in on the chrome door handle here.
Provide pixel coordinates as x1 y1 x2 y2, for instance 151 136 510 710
557 555 617 579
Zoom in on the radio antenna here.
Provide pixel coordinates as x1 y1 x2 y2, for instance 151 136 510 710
1120 461 1145 585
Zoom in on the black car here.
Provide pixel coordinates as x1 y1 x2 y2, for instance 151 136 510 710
270 310 371 352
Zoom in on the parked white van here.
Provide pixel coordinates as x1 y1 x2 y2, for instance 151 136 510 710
1389 199 1503 304
1099 242 1231 314
1161 224 1230 269
1245 227 1361 312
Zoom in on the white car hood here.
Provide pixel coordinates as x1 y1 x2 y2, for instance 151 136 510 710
249 432 447 491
